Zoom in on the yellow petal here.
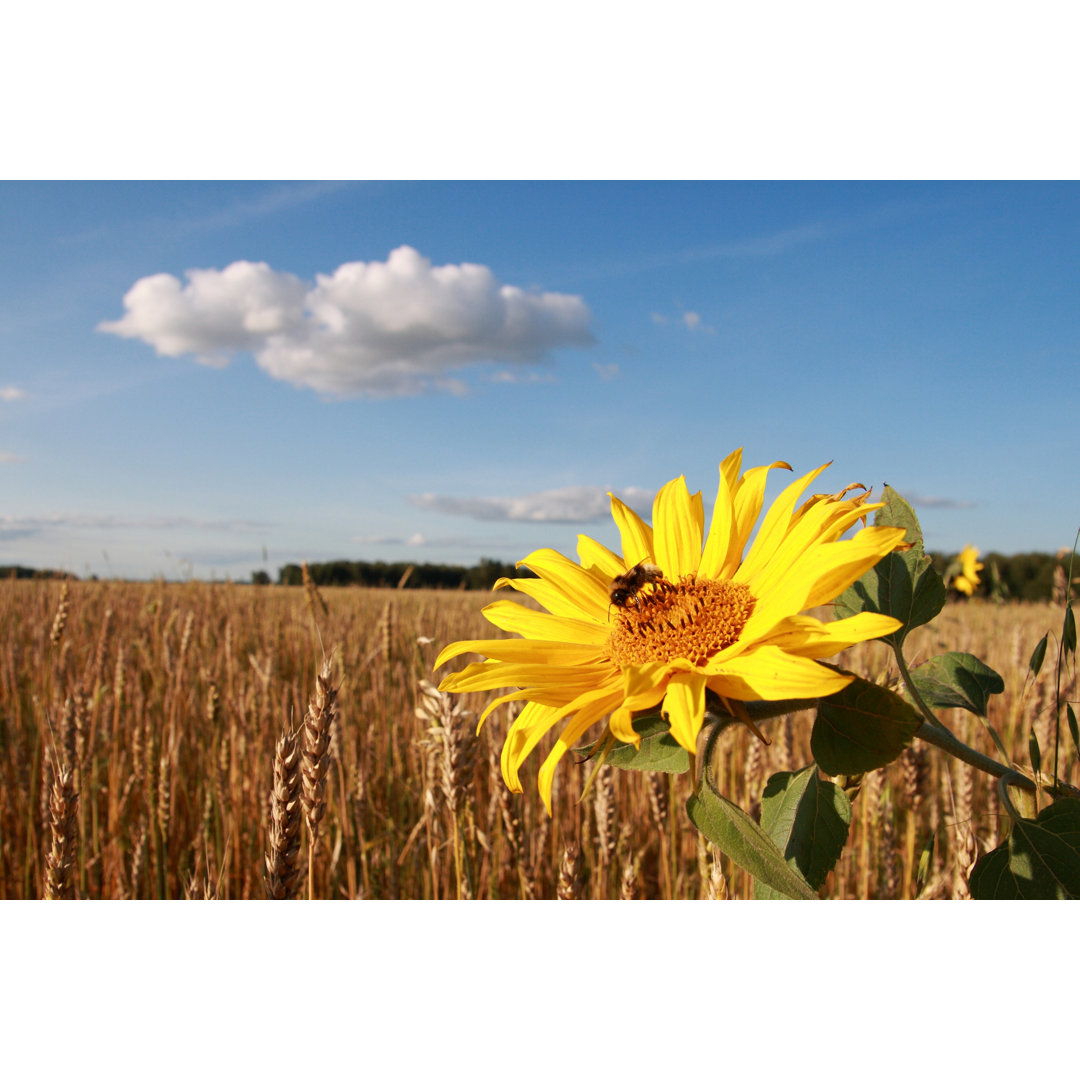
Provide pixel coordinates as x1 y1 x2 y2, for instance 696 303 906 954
796 526 908 610
726 460 792 575
608 705 640 747
706 646 854 701
720 447 743 492
480 599 609 646
662 673 706 753
608 493 654 568
698 459 736 580
736 462 831 583
434 636 602 671
758 612 902 659
439 657 613 695
478 689 540 727
622 661 670 712
517 548 611 618
536 689 625 815
576 534 626 581
653 475 703 578
493 575 596 620
736 496 883 598
501 702 562 793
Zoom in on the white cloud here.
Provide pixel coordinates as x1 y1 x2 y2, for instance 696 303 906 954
0 387 27 402
99 246 594 398
0 513 268 539
411 484 654 523
652 307 714 332
0 452 25 464
592 362 620 380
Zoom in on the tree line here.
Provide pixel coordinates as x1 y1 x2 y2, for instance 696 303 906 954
4 552 1074 601
271 557 534 591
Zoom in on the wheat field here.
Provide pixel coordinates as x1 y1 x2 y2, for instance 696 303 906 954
1 576 1074 900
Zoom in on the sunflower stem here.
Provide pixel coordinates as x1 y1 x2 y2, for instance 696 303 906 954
892 647 948 731
915 720 1035 792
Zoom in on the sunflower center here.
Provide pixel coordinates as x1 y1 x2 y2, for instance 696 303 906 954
606 575 756 668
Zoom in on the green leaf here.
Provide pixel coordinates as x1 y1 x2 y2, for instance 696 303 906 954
811 675 922 775
686 786 818 900
873 485 926 550
968 845 1019 898
1029 632 1049 677
754 766 852 899
907 652 1005 717
572 713 690 774
834 551 946 648
970 799 1080 900
833 487 944 646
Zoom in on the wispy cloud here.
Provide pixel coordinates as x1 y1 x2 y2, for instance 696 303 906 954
902 493 976 510
592 362 620 380
170 181 355 235
0 452 25 464
0 387 27 402
0 513 270 540
411 484 654 523
352 532 428 547
572 222 831 282
99 246 594 398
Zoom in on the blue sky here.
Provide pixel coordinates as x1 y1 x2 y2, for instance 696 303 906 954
2 180 1078 580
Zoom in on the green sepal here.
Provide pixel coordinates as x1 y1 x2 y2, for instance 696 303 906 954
753 766 852 899
833 487 945 647
906 652 1004 716
970 798 1080 900
686 785 818 900
572 713 690 774
811 675 922 776
1064 605 1077 657
1067 704 1079 762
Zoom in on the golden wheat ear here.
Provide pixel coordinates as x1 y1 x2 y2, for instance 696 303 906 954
265 725 303 900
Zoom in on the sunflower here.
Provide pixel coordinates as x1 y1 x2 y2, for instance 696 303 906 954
953 545 984 596
435 450 907 812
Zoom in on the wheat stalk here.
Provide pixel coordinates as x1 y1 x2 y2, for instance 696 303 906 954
43 763 78 899
556 842 584 899
265 726 303 900
416 678 479 898
300 659 337 899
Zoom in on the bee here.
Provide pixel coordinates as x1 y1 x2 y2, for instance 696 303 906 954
608 562 666 611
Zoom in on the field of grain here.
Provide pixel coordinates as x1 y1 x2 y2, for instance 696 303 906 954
1 577 1074 899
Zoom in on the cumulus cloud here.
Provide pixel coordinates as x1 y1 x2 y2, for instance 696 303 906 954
1 387 27 402
411 485 654 524
99 246 594 397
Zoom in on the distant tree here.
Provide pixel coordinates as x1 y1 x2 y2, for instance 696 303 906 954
251 570 271 586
